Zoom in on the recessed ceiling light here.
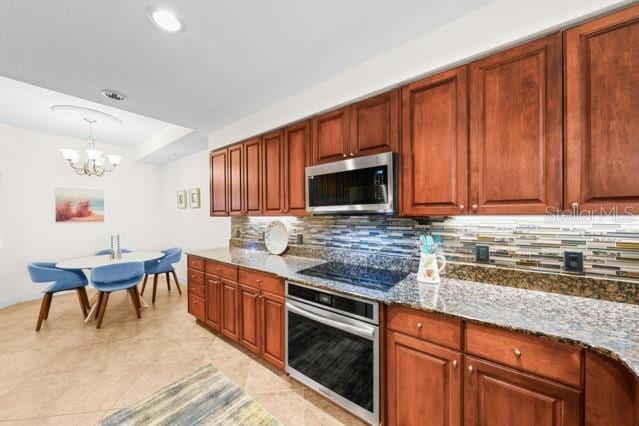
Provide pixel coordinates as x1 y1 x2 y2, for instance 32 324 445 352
146 6 184 33
101 89 128 101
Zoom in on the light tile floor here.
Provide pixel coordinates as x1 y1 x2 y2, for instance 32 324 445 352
0 277 364 425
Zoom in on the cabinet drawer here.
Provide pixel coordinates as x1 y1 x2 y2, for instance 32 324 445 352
188 281 205 298
188 269 204 285
239 268 283 296
187 256 205 271
465 323 583 387
188 294 205 321
205 260 238 281
387 306 462 350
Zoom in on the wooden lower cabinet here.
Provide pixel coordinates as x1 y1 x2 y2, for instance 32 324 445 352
220 279 239 341
463 356 582 426
261 291 285 369
238 283 261 355
187 293 205 322
238 269 286 370
386 330 461 426
205 275 221 331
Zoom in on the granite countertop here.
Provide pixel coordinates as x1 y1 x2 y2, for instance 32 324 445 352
188 247 639 377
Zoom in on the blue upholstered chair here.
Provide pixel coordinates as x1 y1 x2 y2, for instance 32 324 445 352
91 262 144 329
95 248 132 256
27 262 90 331
140 247 182 303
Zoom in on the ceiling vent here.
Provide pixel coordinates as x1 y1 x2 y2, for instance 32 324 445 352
100 89 128 101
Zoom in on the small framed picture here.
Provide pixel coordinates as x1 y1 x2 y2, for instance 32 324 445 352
177 190 187 209
189 188 201 209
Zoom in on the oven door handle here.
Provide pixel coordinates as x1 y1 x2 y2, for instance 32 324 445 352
286 301 376 340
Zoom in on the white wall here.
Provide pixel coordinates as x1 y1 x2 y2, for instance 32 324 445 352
0 124 164 306
159 149 230 281
208 0 628 148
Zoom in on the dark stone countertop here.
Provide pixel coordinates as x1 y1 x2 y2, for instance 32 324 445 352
188 247 639 378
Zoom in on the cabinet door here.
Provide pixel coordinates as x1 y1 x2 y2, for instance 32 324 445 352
464 356 581 426
283 121 311 215
262 130 285 215
350 89 399 157
205 276 221 331
565 4 639 214
238 284 261 355
220 279 239 342
209 149 228 216
311 107 350 164
469 33 562 214
400 66 468 216
244 137 262 215
261 291 285 370
386 330 461 426
227 143 244 216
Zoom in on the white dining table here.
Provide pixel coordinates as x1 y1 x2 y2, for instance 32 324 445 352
56 251 165 322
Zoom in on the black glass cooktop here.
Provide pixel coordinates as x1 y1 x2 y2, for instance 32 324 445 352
298 261 408 292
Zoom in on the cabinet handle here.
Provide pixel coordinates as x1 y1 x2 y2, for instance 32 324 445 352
459 205 464 210
349 152 355 156
416 322 423 330
468 365 474 373
215 268 221 272
571 202 579 210
452 360 458 368
513 348 522 358
256 279 263 284
472 204 478 211
342 154 347 158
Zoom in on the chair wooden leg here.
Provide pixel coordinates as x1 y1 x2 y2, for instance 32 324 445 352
140 274 148 296
128 288 141 319
78 287 91 311
43 292 53 320
94 292 104 319
75 288 88 318
171 270 182 295
96 292 110 329
36 293 52 331
166 272 171 291
152 274 158 304
134 286 143 314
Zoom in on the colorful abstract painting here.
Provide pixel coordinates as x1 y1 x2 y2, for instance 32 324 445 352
55 188 104 222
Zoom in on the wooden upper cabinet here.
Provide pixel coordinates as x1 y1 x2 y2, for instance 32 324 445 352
262 130 285 215
565 4 639 214
210 149 228 216
227 143 244 216
350 89 399 157
243 137 262 215
400 66 469 216
464 356 582 426
311 106 350 164
469 33 563 214
283 121 311 215
387 330 462 426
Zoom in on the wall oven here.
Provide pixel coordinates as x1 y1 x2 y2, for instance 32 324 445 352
305 152 397 214
285 282 379 425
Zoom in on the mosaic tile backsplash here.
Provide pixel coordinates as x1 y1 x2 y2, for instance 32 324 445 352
231 215 639 283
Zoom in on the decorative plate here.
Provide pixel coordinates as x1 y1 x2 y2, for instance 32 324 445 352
264 220 289 255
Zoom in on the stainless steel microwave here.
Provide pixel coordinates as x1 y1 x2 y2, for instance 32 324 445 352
305 152 397 215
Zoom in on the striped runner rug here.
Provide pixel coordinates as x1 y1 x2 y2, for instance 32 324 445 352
101 365 280 426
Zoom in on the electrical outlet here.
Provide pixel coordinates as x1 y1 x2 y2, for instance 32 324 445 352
234 229 241 238
564 251 584 273
296 233 304 245
475 245 490 263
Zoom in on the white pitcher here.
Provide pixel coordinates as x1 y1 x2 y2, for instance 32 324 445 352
417 253 446 284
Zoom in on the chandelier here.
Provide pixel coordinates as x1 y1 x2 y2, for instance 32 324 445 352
59 118 122 177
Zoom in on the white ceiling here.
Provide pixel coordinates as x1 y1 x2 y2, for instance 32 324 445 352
0 0 494 164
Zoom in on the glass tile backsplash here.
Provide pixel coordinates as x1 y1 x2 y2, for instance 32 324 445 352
232 215 639 282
